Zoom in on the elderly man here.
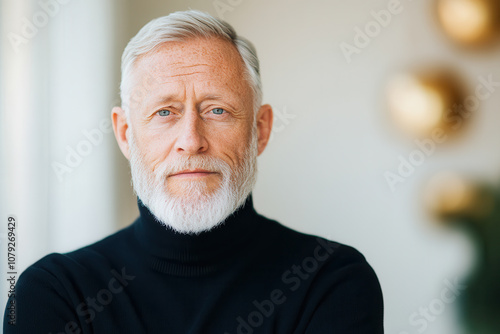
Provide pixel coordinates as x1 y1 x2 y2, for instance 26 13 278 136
4 10 383 334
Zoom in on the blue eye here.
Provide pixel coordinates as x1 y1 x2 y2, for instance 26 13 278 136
211 108 225 115
158 109 171 116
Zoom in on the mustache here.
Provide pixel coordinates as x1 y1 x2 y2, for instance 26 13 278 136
155 155 229 178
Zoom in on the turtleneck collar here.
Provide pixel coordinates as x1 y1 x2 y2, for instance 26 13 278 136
133 193 260 277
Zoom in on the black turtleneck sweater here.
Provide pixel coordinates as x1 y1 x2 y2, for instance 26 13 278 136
4 194 384 333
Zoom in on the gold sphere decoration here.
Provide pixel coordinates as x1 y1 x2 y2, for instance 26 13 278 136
386 69 466 137
424 172 476 219
436 0 500 46
423 172 495 222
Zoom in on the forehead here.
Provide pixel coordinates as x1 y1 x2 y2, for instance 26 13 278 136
141 37 243 70
131 37 250 97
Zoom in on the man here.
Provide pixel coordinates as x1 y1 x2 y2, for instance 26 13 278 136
4 10 384 333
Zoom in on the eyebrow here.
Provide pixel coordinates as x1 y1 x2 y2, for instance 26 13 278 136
148 93 238 110
198 94 239 111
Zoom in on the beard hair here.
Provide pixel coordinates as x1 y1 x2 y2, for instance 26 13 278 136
127 119 259 235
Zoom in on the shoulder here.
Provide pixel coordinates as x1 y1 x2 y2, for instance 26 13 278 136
257 214 383 303
4 224 136 333
258 214 375 271
18 221 136 287
255 215 384 331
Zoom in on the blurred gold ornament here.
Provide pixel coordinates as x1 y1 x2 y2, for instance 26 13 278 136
436 0 500 46
386 69 466 137
423 172 494 222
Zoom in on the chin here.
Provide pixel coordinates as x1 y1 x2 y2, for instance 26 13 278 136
167 183 220 201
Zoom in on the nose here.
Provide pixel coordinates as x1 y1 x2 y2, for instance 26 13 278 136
173 110 208 155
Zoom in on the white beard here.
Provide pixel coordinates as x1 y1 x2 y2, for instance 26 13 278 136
128 121 259 235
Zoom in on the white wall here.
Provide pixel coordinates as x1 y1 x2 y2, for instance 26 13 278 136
45 0 118 253
0 0 122 319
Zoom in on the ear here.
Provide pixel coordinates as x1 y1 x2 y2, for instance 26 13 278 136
255 104 273 156
112 106 131 160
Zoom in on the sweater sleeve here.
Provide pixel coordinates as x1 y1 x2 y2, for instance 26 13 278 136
3 262 83 334
304 256 384 333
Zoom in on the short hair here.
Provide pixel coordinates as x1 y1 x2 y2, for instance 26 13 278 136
120 9 262 118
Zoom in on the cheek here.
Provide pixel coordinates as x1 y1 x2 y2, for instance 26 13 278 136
136 133 172 171
209 126 252 163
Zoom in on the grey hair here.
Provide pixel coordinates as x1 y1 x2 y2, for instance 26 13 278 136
120 10 262 118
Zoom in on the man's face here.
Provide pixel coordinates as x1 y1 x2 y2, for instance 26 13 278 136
112 37 272 233
129 37 256 198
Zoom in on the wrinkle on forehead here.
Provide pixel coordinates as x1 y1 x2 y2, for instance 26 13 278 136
178 64 211 68
128 37 253 110
135 37 246 78
168 71 206 78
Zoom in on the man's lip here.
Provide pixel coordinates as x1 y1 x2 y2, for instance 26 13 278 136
170 169 216 177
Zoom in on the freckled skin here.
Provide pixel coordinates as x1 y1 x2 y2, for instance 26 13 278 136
112 37 273 197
